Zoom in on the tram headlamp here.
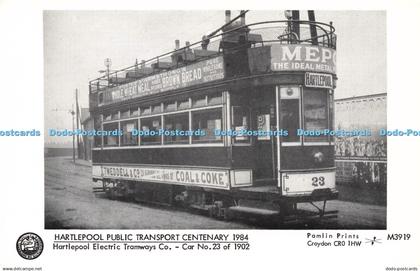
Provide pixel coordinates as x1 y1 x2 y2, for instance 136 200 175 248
284 10 292 20
286 87 294 96
313 152 324 164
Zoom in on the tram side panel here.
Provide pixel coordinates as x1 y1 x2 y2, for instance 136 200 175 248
91 146 238 190
280 145 335 170
92 147 230 167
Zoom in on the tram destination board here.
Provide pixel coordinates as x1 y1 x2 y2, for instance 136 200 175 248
304 72 334 88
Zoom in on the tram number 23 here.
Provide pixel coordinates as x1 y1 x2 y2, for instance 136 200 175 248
312 176 325 187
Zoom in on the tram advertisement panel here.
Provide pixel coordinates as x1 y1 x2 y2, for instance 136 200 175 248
270 44 336 73
249 44 336 74
95 165 230 190
102 56 225 105
249 43 337 74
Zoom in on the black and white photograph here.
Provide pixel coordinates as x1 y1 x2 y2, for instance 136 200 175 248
44 10 387 229
1 1 419 271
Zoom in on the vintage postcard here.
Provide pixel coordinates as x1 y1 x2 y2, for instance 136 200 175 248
0 1 419 271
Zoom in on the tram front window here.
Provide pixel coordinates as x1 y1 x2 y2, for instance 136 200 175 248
280 87 300 143
303 89 328 142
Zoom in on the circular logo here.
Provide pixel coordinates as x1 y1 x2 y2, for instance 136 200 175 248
16 233 43 260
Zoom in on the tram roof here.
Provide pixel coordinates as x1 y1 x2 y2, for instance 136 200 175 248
89 19 336 94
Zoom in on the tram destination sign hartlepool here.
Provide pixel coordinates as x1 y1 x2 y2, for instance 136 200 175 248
102 56 225 105
304 72 333 88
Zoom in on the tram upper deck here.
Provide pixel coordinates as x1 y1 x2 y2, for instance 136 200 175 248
89 16 337 111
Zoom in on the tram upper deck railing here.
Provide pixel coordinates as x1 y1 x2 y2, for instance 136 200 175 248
89 20 336 94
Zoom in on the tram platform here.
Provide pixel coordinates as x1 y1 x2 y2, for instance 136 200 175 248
232 184 339 203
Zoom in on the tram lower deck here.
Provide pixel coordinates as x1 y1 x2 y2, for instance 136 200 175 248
91 84 338 220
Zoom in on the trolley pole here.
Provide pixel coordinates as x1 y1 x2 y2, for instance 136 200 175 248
104 58 112 87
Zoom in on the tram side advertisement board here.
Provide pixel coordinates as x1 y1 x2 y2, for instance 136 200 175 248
102 56 225 105
94 164 230 190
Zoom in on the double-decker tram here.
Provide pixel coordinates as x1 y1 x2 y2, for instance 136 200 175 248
89 10 338 224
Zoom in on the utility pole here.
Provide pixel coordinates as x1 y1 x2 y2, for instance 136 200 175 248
71 105 76 164
51 107 76 163
75 89 80 159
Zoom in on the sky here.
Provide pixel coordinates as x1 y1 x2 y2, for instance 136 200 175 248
44 10 386 144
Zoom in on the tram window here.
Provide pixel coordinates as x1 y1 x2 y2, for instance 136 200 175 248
303 89 328 142
104 114 112 121
98 92 104 104
112 112 119 120
130 108 139 117
164 101 176 112
93 116 102 147
232 106 250 143
120 110 130 119
152 104 162 114
192 95 207 108
208 93 223 105
163 113 189 144
140 106 151 115
103 122 119 146
280 87 300 143
192 108 223 143
177 99 190 110
121 120 138 146
140 117 162 145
